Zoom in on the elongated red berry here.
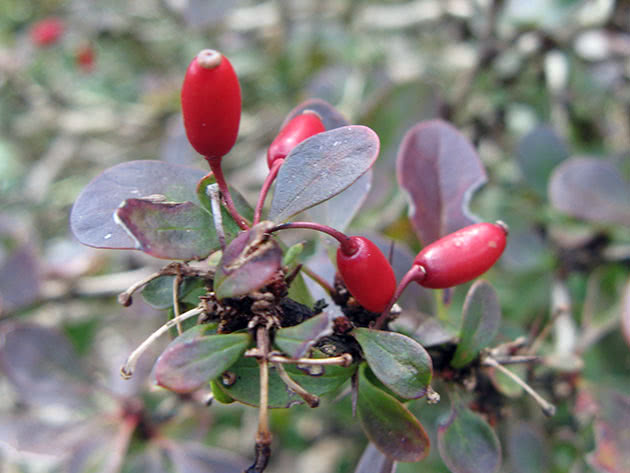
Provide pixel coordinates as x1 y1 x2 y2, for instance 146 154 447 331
267 111 326 168
30 17 64 47
181 49 241 159
413 222 508 289
337 236 396 313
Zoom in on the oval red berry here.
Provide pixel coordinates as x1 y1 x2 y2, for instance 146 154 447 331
267 112 326 168
413 222 507 289
181 49 241 159
30 18 64 47
337 236 396 313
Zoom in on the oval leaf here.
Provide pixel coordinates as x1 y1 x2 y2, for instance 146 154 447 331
70 160 206 249
274 311 333 359
353 327 432 400
281 98 350 130
308 170 373 232
142 276 207 310
268 125 380 222
154 330 250 393
437 404 501 473
549 157 630 225
115 199 221 260
451 280 501 369
213 222 283 300
357 365 430 462
217 353 355 408
516 125 569 196
396 120 487 245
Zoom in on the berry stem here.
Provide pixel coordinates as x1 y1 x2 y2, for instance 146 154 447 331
301 265 335 296
374 264 426 329
268 221 357 255
206 156 250 230
253 158 283 225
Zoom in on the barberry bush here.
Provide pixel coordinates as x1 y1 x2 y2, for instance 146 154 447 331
1 2 630 473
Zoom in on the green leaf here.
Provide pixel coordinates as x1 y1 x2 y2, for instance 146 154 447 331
437 403 501 473
274 312 333 359
357 365 430 462
217 352 355 408
213 222 283 300
142 276 207 309
195 173 254 245
154 329 250 393
489 364 525 398
352 327 432 399
210 380 235 404
115 199 221 261
451 280 501 369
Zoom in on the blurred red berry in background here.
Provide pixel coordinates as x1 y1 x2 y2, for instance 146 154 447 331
30 17 64 47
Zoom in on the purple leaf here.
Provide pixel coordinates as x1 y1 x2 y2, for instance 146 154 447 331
548 157 630 225
516 125 569 196
437 404 501 473
0 243 41 314
281 98 350 130
396 120 487 245
451 280 501 369
357 365 430 462
274 311 333 359
308 170 373 232
353 328 432 400
166 441 250 473
214 222 283 300
70 160 206 249
0 323 93 407
354 443 397 473
269 126 380 222
115 199 223 260
154 329 251 393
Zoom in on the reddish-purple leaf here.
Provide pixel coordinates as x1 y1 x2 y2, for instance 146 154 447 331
451 280 502 369
115 199 225 260
214 222 283 300
282 98 350 130
269 126 380 222
622 279 630 349
437 404 501 473
549 157 630 225
396 120 487 245
0 243 41 314
0 323 93 407
155 329 251 393
357 365 430 462
70 160 206 249
166 441 250 473
587 389 630 473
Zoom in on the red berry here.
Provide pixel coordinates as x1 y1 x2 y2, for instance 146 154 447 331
181 49 241 159
267 111 326 168
30 17 64 47
413 222 508 289
337 236 397 313
76 44 95 73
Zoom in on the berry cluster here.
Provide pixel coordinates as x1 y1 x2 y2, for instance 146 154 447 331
180 48 508 320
